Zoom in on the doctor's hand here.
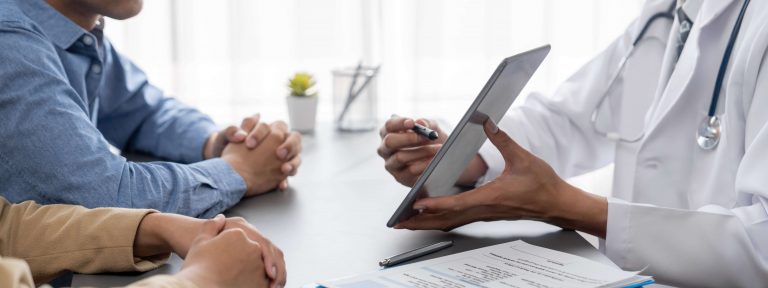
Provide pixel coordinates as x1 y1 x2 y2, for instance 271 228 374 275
394 120 608 238
377 116 488 187
222 122 301 196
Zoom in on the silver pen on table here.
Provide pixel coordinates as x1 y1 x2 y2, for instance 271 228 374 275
379 240 454 267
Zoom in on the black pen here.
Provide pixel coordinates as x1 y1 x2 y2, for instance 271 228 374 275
379 241 453 267
412 123 439 140
391 114 439 140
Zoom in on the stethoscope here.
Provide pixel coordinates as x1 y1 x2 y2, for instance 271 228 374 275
591 0 751 150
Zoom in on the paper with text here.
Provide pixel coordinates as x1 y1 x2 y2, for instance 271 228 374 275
320 241 652 288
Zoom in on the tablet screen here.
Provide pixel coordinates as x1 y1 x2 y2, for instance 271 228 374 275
387 45 550 227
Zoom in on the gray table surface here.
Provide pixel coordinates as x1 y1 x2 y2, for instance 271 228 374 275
72 124 616 287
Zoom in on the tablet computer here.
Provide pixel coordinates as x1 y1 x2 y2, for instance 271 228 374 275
387 45 550 227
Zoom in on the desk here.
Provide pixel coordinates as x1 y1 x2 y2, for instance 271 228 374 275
73 125 615 287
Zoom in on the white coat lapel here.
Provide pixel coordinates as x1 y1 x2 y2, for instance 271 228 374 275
644 0 738 134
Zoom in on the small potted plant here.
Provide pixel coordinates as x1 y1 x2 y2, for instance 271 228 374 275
286 72 319 133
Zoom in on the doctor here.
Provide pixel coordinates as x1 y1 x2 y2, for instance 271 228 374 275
378 0 768 286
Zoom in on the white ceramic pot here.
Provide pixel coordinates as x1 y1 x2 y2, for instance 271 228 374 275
286 95 318 133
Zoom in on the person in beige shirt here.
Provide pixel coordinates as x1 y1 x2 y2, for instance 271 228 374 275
0 197 287 288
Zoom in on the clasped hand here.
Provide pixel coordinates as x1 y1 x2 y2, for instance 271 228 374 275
135 213 286 288
205 114 303 196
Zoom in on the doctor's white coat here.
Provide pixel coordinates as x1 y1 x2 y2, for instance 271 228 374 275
478 0 768 286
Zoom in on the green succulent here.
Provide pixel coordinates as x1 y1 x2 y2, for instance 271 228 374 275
287 72 317 97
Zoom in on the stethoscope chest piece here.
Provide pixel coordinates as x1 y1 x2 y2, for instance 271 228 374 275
697 116 721 150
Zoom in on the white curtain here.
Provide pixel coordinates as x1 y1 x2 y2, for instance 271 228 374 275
105 0 643 125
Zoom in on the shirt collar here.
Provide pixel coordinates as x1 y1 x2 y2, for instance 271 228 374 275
682 0 704 20
18 0 88 49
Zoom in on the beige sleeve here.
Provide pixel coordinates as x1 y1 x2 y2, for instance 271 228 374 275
0 197 169 284
128 275 199 288
0 256 196 288
0 256 34 288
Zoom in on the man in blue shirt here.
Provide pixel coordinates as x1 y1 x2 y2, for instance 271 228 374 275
0 0 303 218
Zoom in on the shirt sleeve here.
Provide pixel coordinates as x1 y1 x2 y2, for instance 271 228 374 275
478 1 666 182
0 21 246 217
128 275 199 288
0 198 166 285
477 30 632 181
0 260 198 288
603 47 768 287
96 37 218 164
0 257 34 288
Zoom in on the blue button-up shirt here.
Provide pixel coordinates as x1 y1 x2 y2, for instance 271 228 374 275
0 0 247 217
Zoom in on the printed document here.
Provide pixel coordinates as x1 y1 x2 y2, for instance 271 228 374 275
320 241 652 288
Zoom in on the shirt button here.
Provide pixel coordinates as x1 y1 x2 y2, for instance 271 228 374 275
91 64 102 74
82 36 94 46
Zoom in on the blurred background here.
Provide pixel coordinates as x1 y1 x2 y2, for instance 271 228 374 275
105 0 645 207
105 0 643 124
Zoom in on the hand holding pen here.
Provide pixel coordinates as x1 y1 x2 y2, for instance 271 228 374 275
377 115 447 187
378 115 487 188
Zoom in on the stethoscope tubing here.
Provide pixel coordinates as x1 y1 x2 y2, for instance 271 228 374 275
592 0 750 148
590 3 675 143
709 0 751 117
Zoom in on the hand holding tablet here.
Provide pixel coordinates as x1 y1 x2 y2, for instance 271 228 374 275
385 45 551 227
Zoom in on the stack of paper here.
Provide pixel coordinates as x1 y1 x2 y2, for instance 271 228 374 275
319 240 653 288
